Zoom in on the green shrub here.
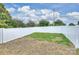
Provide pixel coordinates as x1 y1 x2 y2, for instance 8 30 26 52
26 20 36 27
77 21 79 25
54 20 66 26
39 20 49 26
69 23 75 26
6 19 26 27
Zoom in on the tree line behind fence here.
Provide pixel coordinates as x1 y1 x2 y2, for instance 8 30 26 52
0 3 79 28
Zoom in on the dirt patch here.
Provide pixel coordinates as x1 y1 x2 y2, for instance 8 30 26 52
0 37 76 55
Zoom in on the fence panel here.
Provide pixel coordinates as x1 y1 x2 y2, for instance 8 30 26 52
3 28 34 43
0 26 79 48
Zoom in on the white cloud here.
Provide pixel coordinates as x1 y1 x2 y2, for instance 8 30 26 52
11 5 79 25
66 12 79 20
41 9 51 14
12 7 61 24
18 6 31 12
67 12 79 16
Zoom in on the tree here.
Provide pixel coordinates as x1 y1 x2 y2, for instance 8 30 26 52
26 20 36 27
77 21 79 25
39 20 49 26
0 3 11 20
54 19 66 26
5 19 26 27
0 3 5 8
69 23 75 26
0 20 9 28
0 3 26 28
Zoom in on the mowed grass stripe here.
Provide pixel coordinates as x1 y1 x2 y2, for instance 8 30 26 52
26 32 74 46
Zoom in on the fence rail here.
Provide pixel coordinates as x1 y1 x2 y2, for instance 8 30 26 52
0 26 79 48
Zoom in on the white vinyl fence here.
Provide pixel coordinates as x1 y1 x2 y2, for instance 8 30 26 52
0 26 79 48
0 28 3 43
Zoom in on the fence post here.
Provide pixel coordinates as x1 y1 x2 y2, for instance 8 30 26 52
0 28 3 44
2 28 4 44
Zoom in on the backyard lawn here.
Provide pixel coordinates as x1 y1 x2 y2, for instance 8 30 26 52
0 32 76 55
26 32 74 46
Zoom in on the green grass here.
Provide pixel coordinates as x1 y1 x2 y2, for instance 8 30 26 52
26 32 73 46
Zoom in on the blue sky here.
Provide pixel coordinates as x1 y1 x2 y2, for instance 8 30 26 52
4 3 79 14
4 3 79 25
